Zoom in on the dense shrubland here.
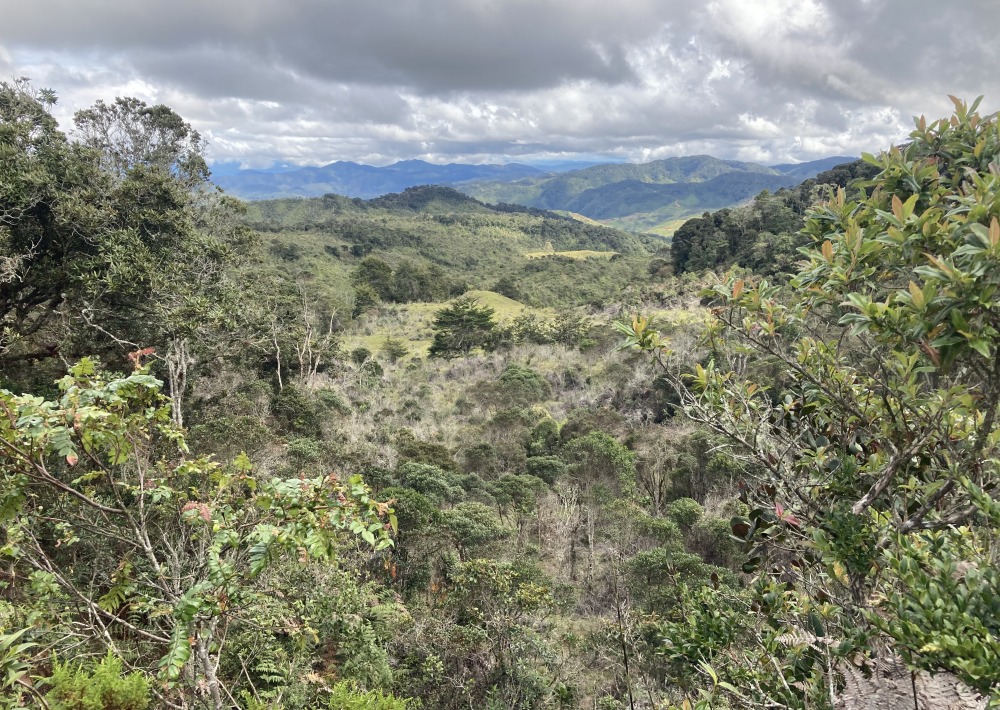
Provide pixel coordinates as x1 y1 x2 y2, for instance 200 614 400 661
2 77 996 710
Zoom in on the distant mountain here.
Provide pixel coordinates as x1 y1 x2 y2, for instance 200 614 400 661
215 159 545 200
460 155 774 208
769 156 857 180
561 171 803 219
459 154 858 234
217 153 859 235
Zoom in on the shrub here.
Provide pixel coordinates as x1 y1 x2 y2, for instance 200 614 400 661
379 336 409 363
665 497 704 529
271 386 322 437
528 418 560 456
287 437 325 469
525 455 567 484
45 652 150 710
398 462 463 503
351 347 372 365
326 681 410 709
316 388 352 415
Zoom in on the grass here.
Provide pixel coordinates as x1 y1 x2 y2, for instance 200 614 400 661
524 249 619 260
641 217 689 239
650 304 708 324
552 210 606 226
342 290 556 359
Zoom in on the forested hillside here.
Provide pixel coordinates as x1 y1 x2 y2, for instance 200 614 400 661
1 77 998 710
242 185 662 316
460 155 853 234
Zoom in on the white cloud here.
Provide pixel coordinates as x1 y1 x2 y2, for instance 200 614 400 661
1 0 993 167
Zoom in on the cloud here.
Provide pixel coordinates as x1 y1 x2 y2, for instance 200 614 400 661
2 0 995 167
3 0 667 91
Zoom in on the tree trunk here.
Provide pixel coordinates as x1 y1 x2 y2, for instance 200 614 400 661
197 626 224 710
165 337 192 429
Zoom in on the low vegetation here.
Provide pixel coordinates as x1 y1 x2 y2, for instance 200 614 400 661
1 78 997 710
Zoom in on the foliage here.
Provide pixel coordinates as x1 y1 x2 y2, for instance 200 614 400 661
245 187 658 313
0 79 253 431
620 97 1000 703
0 627 36 709
73 96 208 188
428 296 497 358
379 336 410 363
325 681 410 709
669 158 878 276
45 652 150 710
664 497 703 529
6 81 934 710
473 363 551 409
0 360 394 705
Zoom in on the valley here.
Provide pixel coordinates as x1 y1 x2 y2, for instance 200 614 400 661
1 80 997 710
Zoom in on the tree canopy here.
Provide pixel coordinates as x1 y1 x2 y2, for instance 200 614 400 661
428 296 497 358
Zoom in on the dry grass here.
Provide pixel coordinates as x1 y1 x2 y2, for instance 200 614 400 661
643 217 689 238
524 249 619 260
342 290 558 358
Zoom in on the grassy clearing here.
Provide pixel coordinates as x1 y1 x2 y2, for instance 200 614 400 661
641 217 689 239
552 210 606 226
650 304 708 324
343 290 556 359
524 249 619 260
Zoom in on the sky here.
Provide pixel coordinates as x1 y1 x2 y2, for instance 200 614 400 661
3 0 999 169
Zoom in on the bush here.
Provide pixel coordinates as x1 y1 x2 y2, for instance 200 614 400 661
528 418 560 456
326 681 410 709
665 498 704 529
463 442 501 476
287 437 325 470
497 363 551 404
379 337 409 363
316 388 352 415
441 502 509 557
525 455 567 484
689 516 743 569
271 386 322 437
396 430 457 471
351 347 372 365
45 652 150 710
398 462 463 503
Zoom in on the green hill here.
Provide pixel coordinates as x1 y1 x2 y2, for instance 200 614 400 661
462 155 778 206
246 185 663 310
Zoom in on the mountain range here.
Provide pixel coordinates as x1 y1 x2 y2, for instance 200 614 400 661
459 155 854 233
214 159 545 200
215 154 855 234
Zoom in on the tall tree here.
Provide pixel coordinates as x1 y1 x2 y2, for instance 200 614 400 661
428 296 497 358
0 79 109 361
1 81 252 425
73 96 209 188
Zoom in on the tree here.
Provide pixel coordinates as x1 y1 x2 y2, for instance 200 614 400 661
620 97 1000 705
379 335 409 363
428 296 497 358
352 256 395 301
73 96 209 189
0 79 108 360
0 81 252 429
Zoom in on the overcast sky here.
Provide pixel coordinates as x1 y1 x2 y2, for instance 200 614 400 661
3 0 998 168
